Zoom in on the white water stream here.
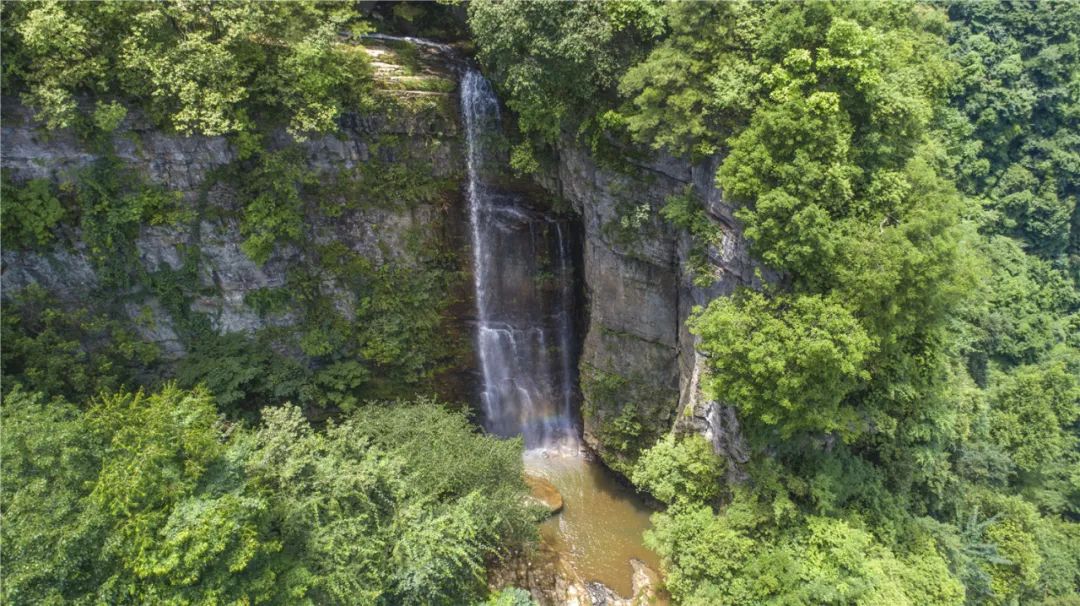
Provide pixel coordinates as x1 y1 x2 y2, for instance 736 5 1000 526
460 70 579 449
433 59 664 597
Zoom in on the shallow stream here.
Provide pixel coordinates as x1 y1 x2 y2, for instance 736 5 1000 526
524 450 662 598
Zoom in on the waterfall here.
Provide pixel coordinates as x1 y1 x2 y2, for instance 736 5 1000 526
459 66 660 600
554 223 577 431
461 70 579 449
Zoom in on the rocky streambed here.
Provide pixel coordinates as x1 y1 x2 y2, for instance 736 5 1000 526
495 450 669 606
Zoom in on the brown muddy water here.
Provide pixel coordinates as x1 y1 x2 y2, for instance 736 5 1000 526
524 450 663 597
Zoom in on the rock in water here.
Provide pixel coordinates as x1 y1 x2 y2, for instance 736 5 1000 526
629 558 664 605
525 475 564 515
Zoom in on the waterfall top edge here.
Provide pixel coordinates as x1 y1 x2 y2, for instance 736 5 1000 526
358 32 457 54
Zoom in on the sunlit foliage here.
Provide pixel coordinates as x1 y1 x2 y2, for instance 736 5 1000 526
1 387 533 605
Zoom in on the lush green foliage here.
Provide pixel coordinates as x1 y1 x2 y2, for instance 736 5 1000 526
616 1 761 158
691 291 874 439
2 148 464 420
647 499 966 605
481 588 538 606
468 0 662 145
0 3 513 603
472 1 1079 603
0 174 65 247
1 0 373 136
660 187 723 285
1 386 534 605
632 434 725 507
175 332 308 416
2 1 1077 603
75 156 189 288
947 2 1079 260
238 148 314 264
671 0 979 457
1 286 161 403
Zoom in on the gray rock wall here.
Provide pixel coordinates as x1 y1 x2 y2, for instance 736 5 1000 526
542 142 766 476
1 53 470 377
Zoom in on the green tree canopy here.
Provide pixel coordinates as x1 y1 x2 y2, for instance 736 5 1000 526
2 0 373 137
1 386 535 605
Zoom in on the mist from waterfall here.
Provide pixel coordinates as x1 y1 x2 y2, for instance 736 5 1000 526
461 69 579 449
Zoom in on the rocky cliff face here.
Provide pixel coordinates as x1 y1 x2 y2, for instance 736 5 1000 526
1 41 475 402
3 37 755 478
539 144 765 477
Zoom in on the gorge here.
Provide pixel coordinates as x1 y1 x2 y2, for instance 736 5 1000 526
1 32 686 605
4 3 1077 605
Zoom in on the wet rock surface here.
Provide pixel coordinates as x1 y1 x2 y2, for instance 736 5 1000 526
526 475 565 515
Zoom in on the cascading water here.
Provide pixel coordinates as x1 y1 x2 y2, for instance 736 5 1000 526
456 63 661 599
461 70 579 449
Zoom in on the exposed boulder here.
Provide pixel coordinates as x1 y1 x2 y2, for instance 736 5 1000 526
489 550 666 606
526 474 565 515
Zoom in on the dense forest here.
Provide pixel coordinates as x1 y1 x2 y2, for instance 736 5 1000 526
470 1 1079 603
2 1 1078 605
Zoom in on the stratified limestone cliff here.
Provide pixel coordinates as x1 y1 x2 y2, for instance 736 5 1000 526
1 40 474 401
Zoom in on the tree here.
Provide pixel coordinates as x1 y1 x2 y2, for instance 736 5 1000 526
988 358 1079 490
633 434 726 507
246 401 534 605
691 290 875 439
645 497 964 606
948 1 1080 261
1 388 107 605
617 1 763 158
0 175 65 247
86 386 280 604
468 0 662 144
1 286 161 403
1 387 535 605
3 0 373 136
